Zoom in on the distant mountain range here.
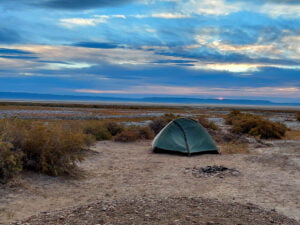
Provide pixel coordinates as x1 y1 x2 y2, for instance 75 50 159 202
0 92 299 106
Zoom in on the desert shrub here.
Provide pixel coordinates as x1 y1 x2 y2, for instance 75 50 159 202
104 122 124 136
248 121 287 139
225 111 287 139
0 119 91 177
82 134 96 147
225 110 242 125
149 118 168 135
114 129 139 142
82 122 112 141
149 113 180 134
21 123 86 176
136 126 155 140
114 126 154 142
0 141 23 183
197 116 219 130
297 113 300 122
0 118 29 147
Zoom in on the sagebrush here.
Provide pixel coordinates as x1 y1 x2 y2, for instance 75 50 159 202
0 141 23 183
297 113 300 122
0 119 94 181
114 126 154 142
225 110 287 139
197 116 219 131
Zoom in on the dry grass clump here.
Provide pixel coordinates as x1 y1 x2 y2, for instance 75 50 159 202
114 129 139 142
297 113 300 122
21 123 87 176
105 122 125 136
81 121 124 141
0 141 23 183
0 118 93 182
218 142 249 154
225 110 287 139
197 116 219 131
114 126 154 142
83 123 112 141
149 119 168 135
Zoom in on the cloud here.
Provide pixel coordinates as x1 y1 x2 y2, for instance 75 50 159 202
60 17 107 28
0 55 38 59
153 59 198 64
195 36 277 58
73 85 300 99
228 0 300 4
278 35 300 60
38 0 135 10
177 0 242 16
133 0 242 18
0 48 33 55
72 42 122 49
151 13 191 19
43 62 94 70
0 28 22 44
4 43 298 76
74 89 125 94
261 0 300 3
259 3 300 18
59 15 126 28
0 48 37 60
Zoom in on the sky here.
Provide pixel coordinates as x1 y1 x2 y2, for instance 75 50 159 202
0 0 299 102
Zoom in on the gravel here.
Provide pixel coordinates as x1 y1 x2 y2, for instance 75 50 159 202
10 197 299 225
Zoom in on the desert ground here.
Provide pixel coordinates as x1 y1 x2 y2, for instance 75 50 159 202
0 102 299 225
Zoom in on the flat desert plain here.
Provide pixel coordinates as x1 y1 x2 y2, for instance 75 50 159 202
0 103 299 225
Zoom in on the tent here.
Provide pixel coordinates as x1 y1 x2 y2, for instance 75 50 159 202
152 118 218 155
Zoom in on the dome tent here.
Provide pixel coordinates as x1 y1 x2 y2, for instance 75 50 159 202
152 118 218 155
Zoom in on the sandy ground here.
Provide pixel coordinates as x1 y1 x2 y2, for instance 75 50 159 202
1 139 299 224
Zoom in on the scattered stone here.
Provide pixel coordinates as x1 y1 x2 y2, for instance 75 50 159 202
9 197 299 225
188 165 241 178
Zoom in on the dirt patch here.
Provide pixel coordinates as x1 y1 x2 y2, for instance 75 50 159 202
1 140 299 224
10 197 299 225
187 165 240 178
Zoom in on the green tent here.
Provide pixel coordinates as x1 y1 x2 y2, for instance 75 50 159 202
152 118 218 155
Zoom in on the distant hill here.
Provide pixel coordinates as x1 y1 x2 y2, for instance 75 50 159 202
0 92 299 106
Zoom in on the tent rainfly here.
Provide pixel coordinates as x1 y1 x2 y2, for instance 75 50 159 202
152 118 218 155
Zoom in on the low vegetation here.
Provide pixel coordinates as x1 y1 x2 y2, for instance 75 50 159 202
77 121 125 141
82 122 112 141
219 142 249 154
105 122 125 136
21 123 87 176
0 119 95 182
114 126 154 142
149 113 180 134
1 105 295 183
0 118 143 182
225 110 287 139
297 113 300 122
0 141 23 183
197 116 219 131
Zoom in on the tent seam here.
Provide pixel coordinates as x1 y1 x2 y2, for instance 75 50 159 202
173 120 190 156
